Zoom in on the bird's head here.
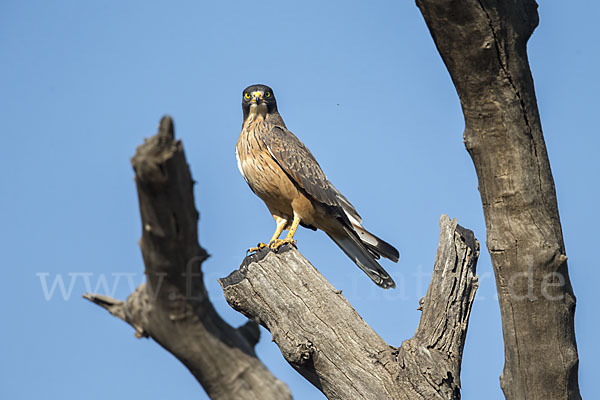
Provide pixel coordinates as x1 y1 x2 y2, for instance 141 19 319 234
242 84 277 120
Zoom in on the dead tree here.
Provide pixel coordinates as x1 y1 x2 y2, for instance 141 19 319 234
416 0 580 398
86 115 479 399
84 1 579 399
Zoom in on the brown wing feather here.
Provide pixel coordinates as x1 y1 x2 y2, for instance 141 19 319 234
263 126 340 208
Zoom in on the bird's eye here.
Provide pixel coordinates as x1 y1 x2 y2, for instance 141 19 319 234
244 93 251 99
265 91 271 98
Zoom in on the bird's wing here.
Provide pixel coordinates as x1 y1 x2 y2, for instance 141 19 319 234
263 126 340 208
264 125 371 232
264 125 399 281
330 185 362 224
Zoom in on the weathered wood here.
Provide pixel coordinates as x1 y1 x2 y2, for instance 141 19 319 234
416 1 580 398
397 219 479 399
221 215 479 399
84 116 291 400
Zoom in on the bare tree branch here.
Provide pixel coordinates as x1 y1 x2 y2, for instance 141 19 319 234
221 215 479 399
400 220 479 398
84 116 291 400
416 0 580 398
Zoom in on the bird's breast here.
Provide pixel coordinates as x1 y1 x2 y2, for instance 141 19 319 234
236 122 300 216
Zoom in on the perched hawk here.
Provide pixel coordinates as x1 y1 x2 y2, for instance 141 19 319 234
236 84 399 288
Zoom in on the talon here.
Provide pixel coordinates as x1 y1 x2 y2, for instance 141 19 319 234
247 242 268 255
269 238 297 250
268 239 284 249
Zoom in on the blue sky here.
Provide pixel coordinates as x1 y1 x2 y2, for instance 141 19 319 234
1 1 598 399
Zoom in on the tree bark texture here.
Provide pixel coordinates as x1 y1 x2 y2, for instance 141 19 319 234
415 1 580 399
83 116 291 400
221 215 479 399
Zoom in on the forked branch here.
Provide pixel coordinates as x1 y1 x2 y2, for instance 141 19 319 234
221 215 479 399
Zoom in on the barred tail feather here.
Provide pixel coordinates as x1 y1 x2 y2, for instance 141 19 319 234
327 226 396 289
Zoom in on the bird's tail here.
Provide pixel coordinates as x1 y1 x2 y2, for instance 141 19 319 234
327 225 396 289
351 224 400 262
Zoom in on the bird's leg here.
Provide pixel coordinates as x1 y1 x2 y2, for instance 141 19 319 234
248 217 287 254
269 218 287 243
270 215 300 250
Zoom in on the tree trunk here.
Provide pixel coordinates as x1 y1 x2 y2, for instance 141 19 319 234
415 1 580 398
221 215 480 399
84 116 291 400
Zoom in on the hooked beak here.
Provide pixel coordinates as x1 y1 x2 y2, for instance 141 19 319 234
251 91 264 104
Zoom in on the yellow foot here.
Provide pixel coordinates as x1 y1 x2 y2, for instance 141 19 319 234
247 242 268 255
269 238 297 250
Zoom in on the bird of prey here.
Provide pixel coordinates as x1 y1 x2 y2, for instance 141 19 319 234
235 84 399 288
